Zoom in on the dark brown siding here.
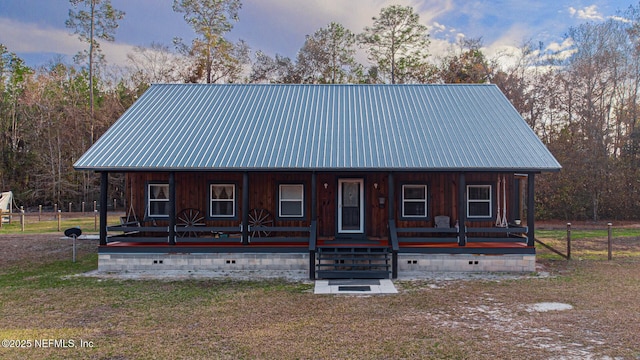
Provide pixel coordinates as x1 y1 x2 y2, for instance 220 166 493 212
125 171 517 238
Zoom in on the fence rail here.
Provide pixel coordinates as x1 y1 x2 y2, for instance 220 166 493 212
537 222 619 260
0 210 124 233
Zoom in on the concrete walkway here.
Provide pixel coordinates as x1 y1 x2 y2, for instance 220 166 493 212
314 279 398 295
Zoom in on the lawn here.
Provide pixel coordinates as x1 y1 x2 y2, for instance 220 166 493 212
0 228 639 359
0 213 122 235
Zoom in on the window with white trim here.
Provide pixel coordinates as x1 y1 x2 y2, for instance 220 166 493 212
210 184 235 217
148 184 169 217
467 185 492 218
402 184 428 218
279 184 304 217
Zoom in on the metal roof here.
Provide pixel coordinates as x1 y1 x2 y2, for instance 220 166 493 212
74 84 561 172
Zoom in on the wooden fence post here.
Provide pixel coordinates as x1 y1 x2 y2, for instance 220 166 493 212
57 210 62 232
82 201 85 213
94 210 98 231
20 206 25 232
39 205 42 222
566 223 571 260
607 223 613 261
68 202 72 213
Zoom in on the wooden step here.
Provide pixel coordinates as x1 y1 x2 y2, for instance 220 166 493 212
315 246 391 279
316 270 390 279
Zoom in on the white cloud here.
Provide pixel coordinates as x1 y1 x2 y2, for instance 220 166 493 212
0 17 81 55
431 21 447 33
0 17 137 68
243 0 453 45
568 5 604 21
609 15 631 24
545 38 574 53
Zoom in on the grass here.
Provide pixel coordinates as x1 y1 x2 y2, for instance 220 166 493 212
535 228 640 260
0 214 122 235
0 231 639 359
537 228 640 240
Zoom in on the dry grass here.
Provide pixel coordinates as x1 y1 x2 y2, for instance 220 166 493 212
0 232 639 359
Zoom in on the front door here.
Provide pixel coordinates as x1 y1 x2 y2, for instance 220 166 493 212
338 179 364 234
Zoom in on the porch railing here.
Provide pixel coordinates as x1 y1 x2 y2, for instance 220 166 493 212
465 226 528 243
106 222 316 247
387 220 530 247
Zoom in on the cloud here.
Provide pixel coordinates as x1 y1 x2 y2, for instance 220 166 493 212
545 38 574 53
568 5 603 21
609 15 631 24
431 22 447 33
0 17 81 55
241 0 454 54
0 17 137 68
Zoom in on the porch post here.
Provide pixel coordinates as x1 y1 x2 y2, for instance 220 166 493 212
527 173 535 246
388 172 395 220
99 172 108 246
458 172 467 246
511 175 520 223
242 172 249 245
310 171 317 280
311 171 317 220
388 172 398 279
168 172 176 245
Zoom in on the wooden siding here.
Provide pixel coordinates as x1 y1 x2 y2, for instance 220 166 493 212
124 171 523 239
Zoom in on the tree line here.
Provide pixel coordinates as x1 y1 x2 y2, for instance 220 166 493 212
1 0 640 220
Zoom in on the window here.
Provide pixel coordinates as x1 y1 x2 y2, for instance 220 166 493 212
402 184 428 218
148 184 169 217
467 185 492 218
279 184 304 217
210 184 235 217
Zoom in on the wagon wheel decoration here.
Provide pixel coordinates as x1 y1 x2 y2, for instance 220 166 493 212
176 208 206 237
248 208 274 238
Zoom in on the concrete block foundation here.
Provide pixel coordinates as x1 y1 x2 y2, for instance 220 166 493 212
397 253 536 273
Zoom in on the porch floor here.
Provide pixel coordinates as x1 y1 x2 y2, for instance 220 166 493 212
100 239 534 254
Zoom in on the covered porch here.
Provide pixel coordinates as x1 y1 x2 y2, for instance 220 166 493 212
97 171 538 278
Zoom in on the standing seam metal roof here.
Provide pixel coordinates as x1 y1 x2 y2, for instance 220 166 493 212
73 84 561 172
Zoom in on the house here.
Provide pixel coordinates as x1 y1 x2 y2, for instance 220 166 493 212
74 84 561 279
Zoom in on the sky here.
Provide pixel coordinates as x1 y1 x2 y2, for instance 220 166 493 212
0 0 635 71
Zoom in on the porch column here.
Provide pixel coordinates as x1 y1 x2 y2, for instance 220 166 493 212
311 171 317 221
458 172 467 246
310 171 317 280
511 175 520 223
242 172 249 245
99 172 108 246
388 172 398 279
527 173 535 246
168 172 176 245
388 172 395 222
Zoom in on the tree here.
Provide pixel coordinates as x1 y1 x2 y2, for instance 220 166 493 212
66 0 125 144
439 38 492 84
249 51 300 84
359 5 430 84
127 42 193 87
0 45 34 194
173 0 249 83
296 22 361 84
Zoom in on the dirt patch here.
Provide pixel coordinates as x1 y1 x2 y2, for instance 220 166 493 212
0 234 98 269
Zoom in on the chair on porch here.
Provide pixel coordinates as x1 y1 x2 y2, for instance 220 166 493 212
434 215 450 229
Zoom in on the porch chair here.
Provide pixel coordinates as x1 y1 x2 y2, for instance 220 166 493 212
434 215 450 229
